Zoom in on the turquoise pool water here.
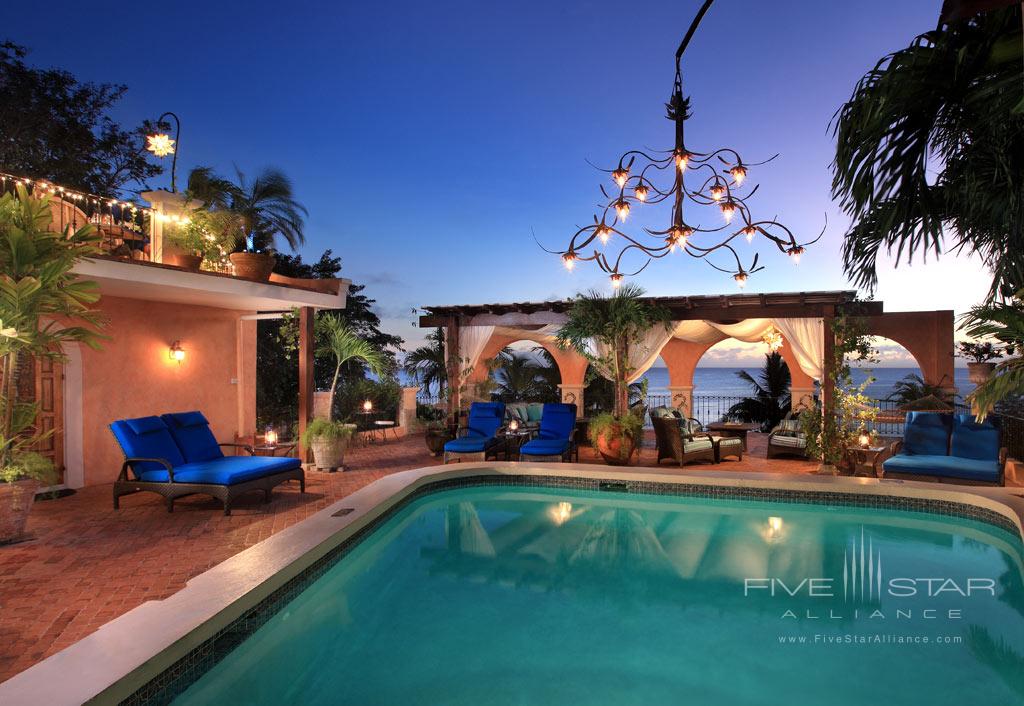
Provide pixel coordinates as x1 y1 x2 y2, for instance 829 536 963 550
175 486 1024 705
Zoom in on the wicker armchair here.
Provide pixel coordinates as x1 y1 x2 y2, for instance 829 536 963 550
767 414 808 459
651 416 716 467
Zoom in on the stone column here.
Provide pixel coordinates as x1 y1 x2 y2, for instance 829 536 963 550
140 189 191 264
790 387 816 414
557 383 586 416
313 391 331 420
667 385 693 416
400 386 420 431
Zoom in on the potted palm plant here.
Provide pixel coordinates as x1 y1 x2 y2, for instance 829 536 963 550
186 166 307 281
958 341 1004 385
0 186 105 542
305 315 386 470
556 284 670 465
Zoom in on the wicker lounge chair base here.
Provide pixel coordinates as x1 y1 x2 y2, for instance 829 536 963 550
113 468 305 516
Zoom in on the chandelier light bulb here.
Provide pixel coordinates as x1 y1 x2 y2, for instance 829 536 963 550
720 201 737 223
743 225 757 243
562 252 577 271
615 199 630 221
710 184 726 201
634 184 648 202
612 167 629 188
733 272 748 289
597 225 611 245
729 165 748 185
610 273 623 289
676 151 690 172
788 245 805 265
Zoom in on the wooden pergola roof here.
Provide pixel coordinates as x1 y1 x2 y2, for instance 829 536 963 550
419 290 882 327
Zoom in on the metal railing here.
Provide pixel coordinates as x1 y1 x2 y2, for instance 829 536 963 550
1 172 154 261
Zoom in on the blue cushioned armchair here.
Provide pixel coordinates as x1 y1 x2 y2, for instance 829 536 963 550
110 411 305 514
443 402 506 463
882 412 1006 485
519 403 578 462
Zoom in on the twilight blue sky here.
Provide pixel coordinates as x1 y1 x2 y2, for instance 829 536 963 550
4 0 991 364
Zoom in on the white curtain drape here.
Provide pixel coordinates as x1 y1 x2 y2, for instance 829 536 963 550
444 325 496 380
773 317 824 379
590 325 676 383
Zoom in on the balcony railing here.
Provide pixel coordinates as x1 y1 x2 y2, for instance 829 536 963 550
1 171 157 262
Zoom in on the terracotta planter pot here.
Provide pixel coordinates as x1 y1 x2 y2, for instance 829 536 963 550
230 252 276 281
425 428 453 457
164 252 203 270
0 479 40 544
967 362 997 385
594 428 638 466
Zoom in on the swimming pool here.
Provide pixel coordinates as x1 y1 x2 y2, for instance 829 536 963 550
167 482 1024 706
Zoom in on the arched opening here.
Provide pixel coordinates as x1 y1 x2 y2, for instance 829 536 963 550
637 354 670 407
858 335 966 405
691 339 791 428
480 339 562 404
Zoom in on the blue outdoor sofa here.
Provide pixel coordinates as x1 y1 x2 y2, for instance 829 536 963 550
444 402 506 463
882 412 1006 486
519 403 578 462
110 411 305 514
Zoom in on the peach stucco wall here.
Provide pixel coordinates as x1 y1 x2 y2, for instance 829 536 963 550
78 295 256 486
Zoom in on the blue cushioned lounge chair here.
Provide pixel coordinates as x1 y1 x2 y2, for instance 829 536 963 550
882 412 1005 485
519 403 578 462
110 411 305 515
443 402 506 463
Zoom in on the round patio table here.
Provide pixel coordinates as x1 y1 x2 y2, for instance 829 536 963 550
704 422 759 451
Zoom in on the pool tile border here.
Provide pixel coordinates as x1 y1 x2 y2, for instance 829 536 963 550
123 472 1020 705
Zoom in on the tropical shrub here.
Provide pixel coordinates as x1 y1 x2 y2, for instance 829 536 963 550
727 352 792 431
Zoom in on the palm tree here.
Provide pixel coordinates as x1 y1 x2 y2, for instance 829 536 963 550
402 327 447 398
832 7 1024 298
727 353 792 431
489 347 560 402
963 298 1024 417
557 284 671 417
885 373 955 406
186 166 307 253
318 316 387 418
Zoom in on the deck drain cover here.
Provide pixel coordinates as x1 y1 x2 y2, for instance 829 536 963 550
331 508 355 517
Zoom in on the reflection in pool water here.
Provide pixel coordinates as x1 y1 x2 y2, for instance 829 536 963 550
175 486 1024 705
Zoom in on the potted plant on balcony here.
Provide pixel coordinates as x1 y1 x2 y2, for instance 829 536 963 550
185 166 306 281
0 186 105 542
162 208 234 271
958 340 1004 385
556 284 670 465
305 315 387 470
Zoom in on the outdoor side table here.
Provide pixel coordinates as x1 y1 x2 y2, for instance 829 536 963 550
846 445 887 477
373 420 397 443
501 430 533 461
250 443 297 458
705 422 759 451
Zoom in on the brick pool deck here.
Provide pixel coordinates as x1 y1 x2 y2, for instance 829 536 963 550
0 431 1012 684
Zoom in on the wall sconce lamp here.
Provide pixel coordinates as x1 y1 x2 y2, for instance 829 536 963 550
362 400 373 413
169 340 186 363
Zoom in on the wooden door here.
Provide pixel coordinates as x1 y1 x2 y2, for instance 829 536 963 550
34 358 64 483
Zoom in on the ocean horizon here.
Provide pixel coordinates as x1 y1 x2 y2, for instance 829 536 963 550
407 366 974 403
639 366 973 401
